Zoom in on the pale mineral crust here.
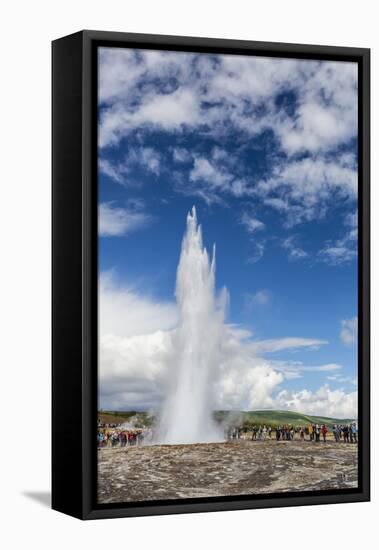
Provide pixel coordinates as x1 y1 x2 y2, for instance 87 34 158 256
97 440 358 504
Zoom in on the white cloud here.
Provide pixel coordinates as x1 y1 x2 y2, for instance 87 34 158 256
98 48 197 146
245 289 272 309
327 373 357 386
216 361 284 411
99 274 356 418
99 202 152 237
172 147 192 163
246 241 265 264
137 88 199 130
345 210 358 228
282 236 308 260
267 361 342 381
99 273 178 410
99 87 199 148
318 208 357 265
190 156 232 189
98 49 357 229
276 61 358 156
318 244 357 265
99 47 147 105
127 146 161 176
304 363 342 372
98 48 357 158
340 317 358 346
239 211 267 264
99 330 173 411
274 385 357 419
99 316 330 412
99 159 126 184
250 337 327 355
99 146 161 185
241 213 265 233
258 155 357 226
175 148 251 205
97 51 359 417
100 272 178 337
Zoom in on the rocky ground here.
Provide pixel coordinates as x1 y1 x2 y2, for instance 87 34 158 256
97 440 358 504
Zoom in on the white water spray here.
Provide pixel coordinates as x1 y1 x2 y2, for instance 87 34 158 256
158 207 227 444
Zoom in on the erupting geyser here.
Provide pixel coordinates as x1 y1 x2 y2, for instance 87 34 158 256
158 207 227 444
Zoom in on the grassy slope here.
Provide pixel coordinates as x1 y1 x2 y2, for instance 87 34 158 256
98 411 154 427
214 410 354 428
99 410 354 429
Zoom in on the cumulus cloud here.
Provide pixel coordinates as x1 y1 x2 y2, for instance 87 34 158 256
98 49 358 232
173 148 251 206
274 385 357 419
99 272 178 337
99 331 172 411
99 202 152 237
276 61 358 155
340 316 358 345
99 49 357 156
190 156 232 189
257 154 357 226
127 146 161 176
97 50 358 418
99 274 356 417
99 274 178 410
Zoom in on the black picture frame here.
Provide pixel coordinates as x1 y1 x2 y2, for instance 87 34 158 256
52 30 370 520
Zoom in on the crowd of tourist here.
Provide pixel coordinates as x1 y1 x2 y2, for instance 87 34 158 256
98 420 358 448
227 422 358 443
331 423 358 443
97 423 153 448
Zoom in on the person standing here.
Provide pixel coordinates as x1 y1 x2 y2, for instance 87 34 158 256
351 422 358 443
309 424 314 441
262 425 267 441
321 425 328 442
333 424 339 442
349 424 354 443
315 424 320 442
343 425 349 442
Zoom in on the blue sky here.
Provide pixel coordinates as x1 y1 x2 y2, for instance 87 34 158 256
98 47 358 417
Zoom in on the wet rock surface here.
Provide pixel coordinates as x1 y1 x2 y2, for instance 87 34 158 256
97 440 358 504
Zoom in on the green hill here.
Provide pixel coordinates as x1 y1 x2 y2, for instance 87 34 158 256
214 410 355 429
98 409 355 430
98 410 154 427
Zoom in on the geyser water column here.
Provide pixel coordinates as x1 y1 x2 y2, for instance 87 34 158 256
158 206 227 444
